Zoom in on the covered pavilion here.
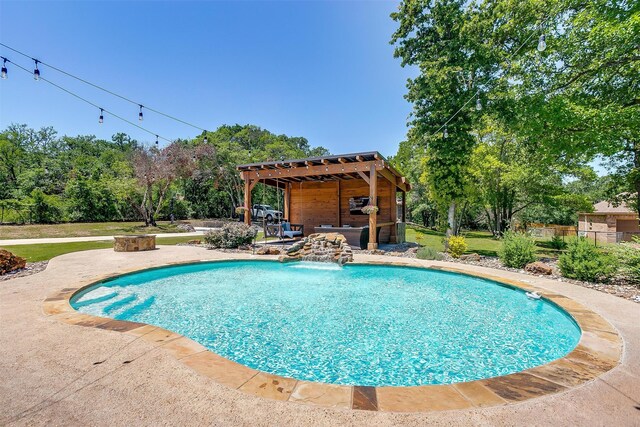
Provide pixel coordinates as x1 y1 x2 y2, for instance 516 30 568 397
237 151 411 249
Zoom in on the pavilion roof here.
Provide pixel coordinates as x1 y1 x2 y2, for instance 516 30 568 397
237 151 411 192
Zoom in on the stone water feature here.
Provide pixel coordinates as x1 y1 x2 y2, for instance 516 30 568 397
279 233 353 265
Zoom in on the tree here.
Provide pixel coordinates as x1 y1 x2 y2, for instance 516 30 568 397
391 0 497 237
131 142 215 226
498 0 640 220
468 121 591 235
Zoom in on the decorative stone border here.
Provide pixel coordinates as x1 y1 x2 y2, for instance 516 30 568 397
43 258 622 412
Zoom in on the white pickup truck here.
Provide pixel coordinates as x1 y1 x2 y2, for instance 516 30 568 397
251 204 283 222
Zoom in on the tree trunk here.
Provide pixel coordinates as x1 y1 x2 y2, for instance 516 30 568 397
634 140 640 225
147 185 157 227
446 201 457 243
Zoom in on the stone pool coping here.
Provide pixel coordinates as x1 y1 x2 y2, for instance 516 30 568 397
42 256 623 413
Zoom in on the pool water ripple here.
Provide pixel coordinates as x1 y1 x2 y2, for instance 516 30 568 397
71 261 581 386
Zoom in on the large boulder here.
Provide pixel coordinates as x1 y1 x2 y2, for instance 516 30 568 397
525 261 553 275
256 246 282 255
460 253 481 262
0 249 27 275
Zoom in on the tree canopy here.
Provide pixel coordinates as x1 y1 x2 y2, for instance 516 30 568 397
390 0 639 231
0 123 329 224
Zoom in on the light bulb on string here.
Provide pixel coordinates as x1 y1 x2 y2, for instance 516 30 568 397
1 57 8 79
33 59 40 80
98 108 104 124
476 95 482 111
443 126 448 139
203 133 208 144
155 135 159 145
139 105 144 121
537 34 546 52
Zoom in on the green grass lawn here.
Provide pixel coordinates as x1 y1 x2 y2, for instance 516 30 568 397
3 235 200 262
405 225 562 258
0 221 190 240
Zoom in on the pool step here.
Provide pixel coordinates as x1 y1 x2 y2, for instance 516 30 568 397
103 294 138 315
74 291 119 308
116 296 156 320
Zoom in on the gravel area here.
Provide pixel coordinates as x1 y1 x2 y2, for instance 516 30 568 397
0 261 49 282
439 254 640 304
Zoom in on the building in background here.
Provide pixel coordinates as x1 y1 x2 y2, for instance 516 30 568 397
578 199 639 243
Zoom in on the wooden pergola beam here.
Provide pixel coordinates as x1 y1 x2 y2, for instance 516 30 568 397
242 160 384 181
378 167 408 192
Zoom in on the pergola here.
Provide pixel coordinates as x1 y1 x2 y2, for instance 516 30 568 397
237 151 411 249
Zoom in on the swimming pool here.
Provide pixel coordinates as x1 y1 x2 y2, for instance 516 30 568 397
71 260 581 387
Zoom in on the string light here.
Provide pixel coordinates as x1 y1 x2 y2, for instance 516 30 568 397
33 59 40 80
537 34 546 52
1 57 8 79
430 16 550 140
443 126 448 139
4 56 174 144
155 135 159 145
139 105 144 121
0 43 209 134
475 93 482 111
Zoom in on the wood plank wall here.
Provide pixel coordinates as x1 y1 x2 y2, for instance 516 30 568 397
289 178 395 243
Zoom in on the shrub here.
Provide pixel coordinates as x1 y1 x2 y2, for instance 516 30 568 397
499 231 537 268
29 189 64 224
447 235 467 258
204 223 257 248
610 237 640 284
549 235 568 250
416 246 443 260
558 238 618 282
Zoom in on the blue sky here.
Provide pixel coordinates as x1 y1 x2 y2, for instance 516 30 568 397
0 1 416 157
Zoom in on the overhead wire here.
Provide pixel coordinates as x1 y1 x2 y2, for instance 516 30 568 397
431 14 551 138
7 59 173 142
0 42 208 133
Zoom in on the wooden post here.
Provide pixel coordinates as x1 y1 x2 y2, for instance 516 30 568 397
284 182 290 221
390 186 397 244
401 191 406 222
337 180 342 227
368 164 378 250
244 173 252 225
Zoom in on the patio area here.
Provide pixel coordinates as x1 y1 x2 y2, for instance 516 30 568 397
0 246 638 425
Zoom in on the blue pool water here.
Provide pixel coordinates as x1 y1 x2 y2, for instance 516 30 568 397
71 260 580 386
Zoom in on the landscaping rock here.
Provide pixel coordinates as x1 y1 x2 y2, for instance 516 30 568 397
525 261 553 275
256 246 282 255
0 249 27 275
460 253 481 262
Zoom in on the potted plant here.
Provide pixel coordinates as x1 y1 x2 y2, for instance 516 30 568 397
361 204 379 215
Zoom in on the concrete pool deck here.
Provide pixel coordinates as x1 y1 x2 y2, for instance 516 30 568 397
1 246 638 425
